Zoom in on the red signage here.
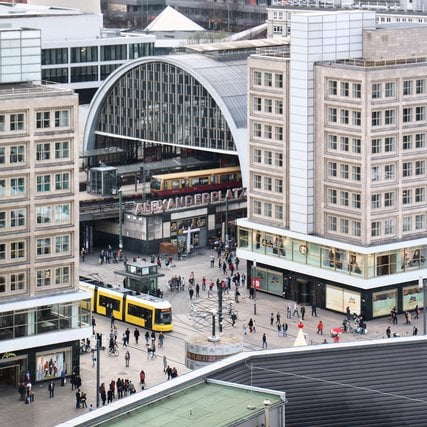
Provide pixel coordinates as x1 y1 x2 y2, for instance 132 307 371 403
252 278 260 289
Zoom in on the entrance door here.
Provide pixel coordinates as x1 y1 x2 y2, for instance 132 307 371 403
0 365 19 386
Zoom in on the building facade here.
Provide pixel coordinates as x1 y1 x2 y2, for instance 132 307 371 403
238 11 427 319
0 29 91 386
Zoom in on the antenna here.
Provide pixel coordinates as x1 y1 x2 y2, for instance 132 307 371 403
247 362 256 410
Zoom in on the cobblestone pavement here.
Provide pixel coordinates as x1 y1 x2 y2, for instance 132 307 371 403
1 248 421 427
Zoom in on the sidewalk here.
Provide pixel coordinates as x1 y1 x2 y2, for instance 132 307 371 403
1 248 421 427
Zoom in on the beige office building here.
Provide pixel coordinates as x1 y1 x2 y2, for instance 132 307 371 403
238 11 427 319
0 27 91 387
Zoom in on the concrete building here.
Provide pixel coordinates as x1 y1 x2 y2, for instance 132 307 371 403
0 2 155 102
0 27 91 387
238 10 427 319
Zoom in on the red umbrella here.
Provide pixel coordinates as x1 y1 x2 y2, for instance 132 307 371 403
330 327 342 337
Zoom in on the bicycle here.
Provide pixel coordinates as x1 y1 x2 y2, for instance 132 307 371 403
107 345 119 357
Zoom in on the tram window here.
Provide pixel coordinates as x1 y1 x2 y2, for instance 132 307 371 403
191 177 199 186
199 177 209 185
128 303 152 320
163 181 168 190
171 179 180 189
220 174 230 183
99 295 120 311
182 179 189 188
211 175 216 184
155 308 172 324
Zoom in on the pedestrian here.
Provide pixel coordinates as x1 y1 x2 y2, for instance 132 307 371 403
80 247 86 262
76 389 81 408
270 312 274 326
125 328 130 345
248 318 254 333
262 333 267 349
235 256 240 270
311 304 317 317
282 322 288 337
300 306 306 320
231 312 237 326
122 332 127 347
48 380 55 398
158 331 164 348
140 370 145 389
134 328 140 344
125 350 130 367
166 366 172 380
107 388 113 404
414 305 419 319
145 331 150 345
189 288 194 300
317 320 324 335
195 283 200 297
287 305 292 319
163 356 168 373
413 326 418 336
276 312 281 325
346 306 351 320
386 326 391 338
242 320 248 335
91 348 96 367
292 304 300 318
210 255 215 268
91 317 96 334
110 314 115 328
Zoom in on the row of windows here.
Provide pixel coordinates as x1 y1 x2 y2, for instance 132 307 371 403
327 108 361 126
327 162 361 181
0 173 71 197
36 204 71 226
371 134 426 154
0 209 26 230
253 148 283 167
36 235 70 256
0 241 25 262
328 80 362 99
253 96 283 115
253 123 284 141
36 266 70 287
0 110 70 133
328 78 427 99
0 141 70 167
327 135 361 154
253 174 283 193
0 272 26 294
326 215 361 236
403 214 427 233
327 189 361 209
253 70 283 89
253 199 283 220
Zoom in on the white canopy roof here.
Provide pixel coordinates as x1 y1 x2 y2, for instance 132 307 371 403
145 6 204 32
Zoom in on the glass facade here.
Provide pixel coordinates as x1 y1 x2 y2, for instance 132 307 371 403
0 299 91 341
97 61 236 151
42 48 68 65
239 226 427 279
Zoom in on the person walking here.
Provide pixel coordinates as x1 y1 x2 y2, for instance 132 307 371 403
48 380 55 398
292 304 300 318
139 370 145 390
413 326 418 336
386 326 391 338
158 331 164 348
134 328 140 344
270 313 274 326
163 356 168 373
311 304 318 317
125 350 130 367
282 322 288 337
122 332 128 348
300 306 306 320
317 320 324 335
262 333 267 349
287 305 292 319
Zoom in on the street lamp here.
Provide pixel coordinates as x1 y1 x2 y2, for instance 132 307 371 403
118 187 123 250
96 333 102 407
252 260 257 315
208 309 220 342
419 276 427 334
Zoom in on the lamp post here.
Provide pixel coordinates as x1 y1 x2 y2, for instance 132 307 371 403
218 284 223 333
225 196 229 247
96 333 101 408
208 310 220 342
419 276 427 335
118 188 123 251
253 260 257 315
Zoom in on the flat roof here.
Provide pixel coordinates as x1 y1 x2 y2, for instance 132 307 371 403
98 382 282 426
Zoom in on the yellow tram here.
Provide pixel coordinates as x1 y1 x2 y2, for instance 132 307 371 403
80 281 173 332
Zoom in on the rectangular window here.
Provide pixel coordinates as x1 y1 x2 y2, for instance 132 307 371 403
10 273 25 292
0 243 5 260
264 72 272 87
403 216 412 232
328 162 337 177
352 193 361 209
340 164 349 179
10 113 24 131
11 241 25 259
328 189 337 204
416 79 426 94
385 82 396 97
275 127 283 141
328 134 337 150
328 80 337 96
253 71 262 86
264 99 272 113
340 109 349 124
416 161 425 175
253 148 261 163
384 192 394 207
384 137 395 152
352 166 361 181
371 194 381 209
416 106 425 121
36 111 50 129
340 137 349 151
403 80 413 96
55 141 70 159
385 164 395 180
0 115 4 132
416 133 426 148
37 269 51 287
274 74 283 88
253 97 262 112
372 83 382 99
55 235 70 253
264 151 272 165
0 211 5 228
340 191 349 206
275 100 283 115
403 107 412 123
264 203 272 217
36 143 50 161
37 238 51 256
372 111 382 126
415 187 425 203
384 219 395 235
402 189 412 204
403 134 413 150
0 179 6 196
416 214 425 230
352 221 361 236
264 125 272 139
0 147 4 164
55 173 70 191
352 138 361 153
10 145 25 164
275 153 283 167
54 110 69 127
352 111 361 126
275 205 283 220
11 209 25 227
36 206 51 224
328 108 337 123
340 218 349 234
54 204 70 223
55 266 70 286
403 162 413 177
371 221 381 237
36 175 51 192
274 179 283 193
253 123 261 138
371 138 381 154
264 177 272 192
327 216 337 231
253 200 261 215
384 110 395 125
253 175 261 189
340 82 349 97
10 178 25 195
352 83 361 98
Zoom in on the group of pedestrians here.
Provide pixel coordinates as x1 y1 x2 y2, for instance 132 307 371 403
98 378 136 406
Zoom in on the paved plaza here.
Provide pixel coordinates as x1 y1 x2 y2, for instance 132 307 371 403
1 248 422 427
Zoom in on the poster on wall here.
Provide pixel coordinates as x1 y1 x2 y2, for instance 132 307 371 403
343 289 361 315
326 285 344 312
36 349 70 381
400 249 425 270
403 286 423 311
372 289 397 317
